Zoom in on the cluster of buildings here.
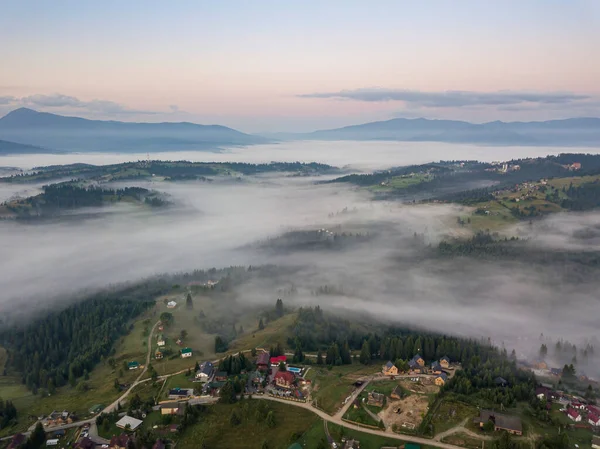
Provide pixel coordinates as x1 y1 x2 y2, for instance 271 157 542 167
42 410 75 427
382 354 451 386
565 400 600 426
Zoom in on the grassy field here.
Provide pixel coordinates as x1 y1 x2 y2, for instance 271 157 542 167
295 419 328 448
369 174 431 192
310 364 380 415
177 400 319 449
344 403 381 427
430 399 479 436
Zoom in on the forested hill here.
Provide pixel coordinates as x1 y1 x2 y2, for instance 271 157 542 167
0 183 168 219
0 160 339 184
0 293 156 392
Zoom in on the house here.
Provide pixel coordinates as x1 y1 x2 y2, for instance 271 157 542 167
167 300 177 308
474 410 523 435
128 361 140 370
168 388 194 399
494 377 508 387
570 401 587 411
7 433 26 449
116 415 143 431
382 361 398 376
367 391 385 407
152 440 166 449
52 429 65 438
411 354 425 366
567 408 581 422
256 351 270 371
160 402 182 415
45 410 73 426
214 371 228 382
435 373 448 386
155 349 163 360
75 437 95 449
270 355 287 366
593 435 600 449
109 433 132 449
533 360 548 370
440 356 450 369
535 386 554 401
195 361 214 382
180 347 192 358
46 439 59 446
274 370 295 389
588 405 600 415
550 367 562 376
176 338 183 346
157 334 165 346
588 412 600 426
430 361 443 375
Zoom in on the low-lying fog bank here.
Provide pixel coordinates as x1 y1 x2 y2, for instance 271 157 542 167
0 140 579 172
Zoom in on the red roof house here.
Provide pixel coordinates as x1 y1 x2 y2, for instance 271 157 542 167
274 370 295 389
567 409 581 422
589 413 600 426
270 355 287 366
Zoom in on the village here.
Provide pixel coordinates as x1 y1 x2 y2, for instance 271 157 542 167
4 295 600 449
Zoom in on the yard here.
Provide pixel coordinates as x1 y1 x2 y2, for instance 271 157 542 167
430 399 479 436
310 364 379 415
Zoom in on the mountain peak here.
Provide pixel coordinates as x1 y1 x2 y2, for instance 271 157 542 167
2 107 39 118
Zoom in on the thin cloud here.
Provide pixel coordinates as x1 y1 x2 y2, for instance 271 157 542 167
0 95 16 105
299 88 592 108
20 93 157 115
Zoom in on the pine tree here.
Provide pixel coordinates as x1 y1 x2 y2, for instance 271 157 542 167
186 293 193 309
29 422 46 449
258 318 265 330
317 350 323 365
360 341 370 365
275 299 284 317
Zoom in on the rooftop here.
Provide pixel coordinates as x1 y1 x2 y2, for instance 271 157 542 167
115 415 143 430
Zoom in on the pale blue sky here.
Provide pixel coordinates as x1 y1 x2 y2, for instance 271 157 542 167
1 0 599 131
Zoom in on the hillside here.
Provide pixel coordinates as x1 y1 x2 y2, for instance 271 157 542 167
293 116 600 146
0 108 269 152
0 139 56 155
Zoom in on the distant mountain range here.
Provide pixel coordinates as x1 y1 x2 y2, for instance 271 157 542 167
0 108 268 153
274 117 600 146
1 108 600 154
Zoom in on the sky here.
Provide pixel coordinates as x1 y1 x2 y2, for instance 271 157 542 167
1 0 599 132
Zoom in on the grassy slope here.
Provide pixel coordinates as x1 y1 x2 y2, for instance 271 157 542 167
177 401 319 449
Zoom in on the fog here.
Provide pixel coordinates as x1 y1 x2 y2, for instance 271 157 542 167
1 141 600 375
0 140 582 172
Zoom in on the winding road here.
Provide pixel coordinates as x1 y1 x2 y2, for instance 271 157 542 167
4 326 466 449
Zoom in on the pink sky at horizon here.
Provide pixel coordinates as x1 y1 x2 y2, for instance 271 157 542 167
1 1 599 132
